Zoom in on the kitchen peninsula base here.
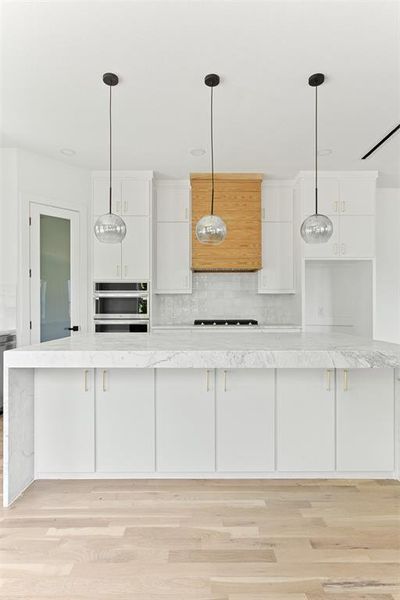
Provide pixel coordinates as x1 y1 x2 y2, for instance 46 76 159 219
4 332 400 506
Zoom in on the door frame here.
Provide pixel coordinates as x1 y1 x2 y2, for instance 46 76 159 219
29 202 80 344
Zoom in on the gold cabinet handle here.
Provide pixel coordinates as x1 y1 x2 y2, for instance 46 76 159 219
184 207 188 220
206 369 210 392
84 369 89 392
341 201 346 212
224 369 227 392
124 200 128 213
334 200 338 213
102 369 107 392
341 243 346 255
343 369 349 392
124 265 128 277
116 264 120 277
326 369 332 391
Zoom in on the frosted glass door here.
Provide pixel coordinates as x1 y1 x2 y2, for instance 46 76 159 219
40 215 70 341
30 204 80 344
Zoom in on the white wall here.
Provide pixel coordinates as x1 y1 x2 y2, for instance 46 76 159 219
0 148 90 345
0 149 18 332
375 188 400 343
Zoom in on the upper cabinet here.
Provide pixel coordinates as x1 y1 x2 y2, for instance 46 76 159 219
92 171 153 281
259 182 295 294
191 173 262 271
154 181 191 293
299 172 377 259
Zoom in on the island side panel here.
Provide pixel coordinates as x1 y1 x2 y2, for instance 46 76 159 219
3 367 34 507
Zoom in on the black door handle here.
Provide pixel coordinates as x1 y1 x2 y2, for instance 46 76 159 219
65 325 79 332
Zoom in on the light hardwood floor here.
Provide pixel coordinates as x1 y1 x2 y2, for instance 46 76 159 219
0 416 399 599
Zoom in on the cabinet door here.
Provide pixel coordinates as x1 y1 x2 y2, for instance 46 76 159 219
156 222 191 292
93 222 122 279
156 186 190 222
35 369 95 473
339 215 374 258
93 178 121 215
156 369 215 472
262 185 293 222
121 216 149 280
303 215 340 258
121 180 150 216
216 369 274 471
277 369 335 471
96 369 155 472
337 369 394 472
259 222 294 292
339 178 375 215
302 178 340 216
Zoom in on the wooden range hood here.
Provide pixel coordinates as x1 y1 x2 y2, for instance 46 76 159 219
191 173 262 272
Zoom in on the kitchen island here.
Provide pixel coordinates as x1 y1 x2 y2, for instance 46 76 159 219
4 331 400 506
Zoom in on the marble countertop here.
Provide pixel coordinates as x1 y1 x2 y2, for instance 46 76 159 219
4 331 400 369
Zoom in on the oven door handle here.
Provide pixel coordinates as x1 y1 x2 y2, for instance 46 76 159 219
94 292 149 299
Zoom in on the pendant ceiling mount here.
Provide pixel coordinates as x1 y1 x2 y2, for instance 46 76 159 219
103 72 119 86
308 72 325 87
204 73 220 87
300 72 334 245
195 73 227 246
94 72 127 244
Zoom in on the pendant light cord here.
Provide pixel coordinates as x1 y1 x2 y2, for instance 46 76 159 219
315 85 318 215
109 84 112 214
210 85 215 215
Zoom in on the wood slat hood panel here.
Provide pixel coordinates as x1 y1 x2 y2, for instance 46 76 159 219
191 173 262 272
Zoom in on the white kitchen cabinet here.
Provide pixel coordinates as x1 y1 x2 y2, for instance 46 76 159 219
155 222 191 293
262 185 293 222
339 178 375 215
121 180 150 216
156 369 215 472
259 222 294 293
339 215 374 257
93 178 121 216
156 184 190 222
93 221 122 279
337 369 394 472
93 216 150 280
302 178 340 216
34 369 95 473
216 369 274 471
96 369 155 472
121 216 150 280
277 369 335 471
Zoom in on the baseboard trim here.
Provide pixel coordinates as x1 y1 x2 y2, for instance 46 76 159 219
34 471 396 480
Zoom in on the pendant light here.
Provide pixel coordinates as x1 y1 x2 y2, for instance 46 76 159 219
300 73 333 244
94 73 127 244
195 74 227 245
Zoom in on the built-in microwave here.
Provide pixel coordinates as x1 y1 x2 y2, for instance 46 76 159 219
93 282 149 320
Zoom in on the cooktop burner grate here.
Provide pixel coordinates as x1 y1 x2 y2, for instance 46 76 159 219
194 319 258 326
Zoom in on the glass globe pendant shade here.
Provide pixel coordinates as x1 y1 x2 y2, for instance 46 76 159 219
94 212 127 243
195 214 227 245
300 213 333 244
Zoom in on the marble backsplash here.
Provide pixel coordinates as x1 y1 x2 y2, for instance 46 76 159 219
152 273 301 326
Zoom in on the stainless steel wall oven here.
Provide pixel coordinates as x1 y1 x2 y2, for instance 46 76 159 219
93 282 149 333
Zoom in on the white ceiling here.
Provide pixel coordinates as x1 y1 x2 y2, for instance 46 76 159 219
1 0 399 185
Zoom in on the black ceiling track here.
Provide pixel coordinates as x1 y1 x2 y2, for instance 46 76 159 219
361 124 400 159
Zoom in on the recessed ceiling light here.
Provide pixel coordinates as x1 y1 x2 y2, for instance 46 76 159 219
60 148 76 156
190 148 206 156
318 148 332 156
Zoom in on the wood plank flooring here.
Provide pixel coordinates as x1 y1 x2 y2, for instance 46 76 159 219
0 417 399 599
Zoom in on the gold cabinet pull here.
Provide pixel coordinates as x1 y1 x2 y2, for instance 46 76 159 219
124 265 128 277
116 264 120 277
102 369 107 392
334 200 338 213
206 369 210 392
341 201 346 212
326 369 332 391
224 369 227 392
124 200 128 213
343 369 349 392
84 369 89 392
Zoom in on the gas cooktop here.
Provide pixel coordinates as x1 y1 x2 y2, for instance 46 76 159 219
194 319 259 326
